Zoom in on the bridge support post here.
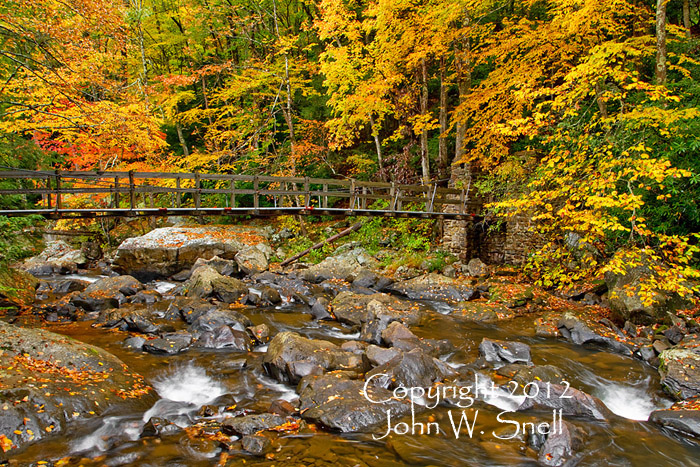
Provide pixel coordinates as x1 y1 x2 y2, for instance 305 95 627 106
230 178 236 208
128 171 135 211
54 170 61 211
176 177 181 208
194 172 201 211
46 177 52 209
253 176 259 213
113 176 119 209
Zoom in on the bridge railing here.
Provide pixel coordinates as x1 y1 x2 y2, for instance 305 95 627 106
0 170 481 219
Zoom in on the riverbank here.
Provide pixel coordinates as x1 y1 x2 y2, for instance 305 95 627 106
1 219 699 465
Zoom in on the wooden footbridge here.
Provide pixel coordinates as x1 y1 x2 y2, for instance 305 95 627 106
0 170 481 220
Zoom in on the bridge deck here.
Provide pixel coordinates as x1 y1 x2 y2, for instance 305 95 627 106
0 170 481 220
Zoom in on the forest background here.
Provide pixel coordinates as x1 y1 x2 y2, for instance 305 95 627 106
1 0 700 301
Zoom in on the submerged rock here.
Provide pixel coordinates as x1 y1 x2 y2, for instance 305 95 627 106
143 332 193 355
518 381 612 420
536 420 583 466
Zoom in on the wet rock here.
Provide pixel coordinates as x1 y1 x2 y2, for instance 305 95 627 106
47 278 89 295
352 269 394 291
189 308 252 334
235 246 269 275
143 332 193 355
72 275 143 311
518 381 612 420
310 296 333 320
466 258 489 278
22 240 86 275
192 255 238 276
128 289 162 305
360 300 412 344
0 321 155 452
653 339 670 354
365 348 457 389
141 417 180 437
113 225 271 279
331 291 422 327
537 420 583 466
222 413 286 436
195 325 252 350
123 336 146 350
298 374 411 432
340 340 369 354
185 265 249 303
122 310 160 334
381 321 419 347
366 345 402 367
252 272 323 304
649 408 700 438
663 326 685 346
478 338 532 365
511 365 567 386
263 332 367 384
167 296 217 323
269 399 297 417
248 323 271 344
557 313 635 356
241 434 271 455
389 273 478 302
658 340 700 400
258 285 282 305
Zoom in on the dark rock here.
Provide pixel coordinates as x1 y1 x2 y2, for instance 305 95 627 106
122 310 160 334
222 414 286 436
340 340 369 354
360 300 411 344
658 344 700 400
538 421 583 466
241 434 271 455
511 365 567 387
269 399 297 416
366 345 403 367
331 292 422 327
143 332 193 355
559 281 607 301
49 278 89 294
195 326 252 350
189 308 253 334
185 265 248 303
381 321 419 347
653 339 670 354
478 338 532 365
623 321 638 337
298 374 411 432
198 405 218 417
365 348 457 389
352 269 394 291
263 332 367 384
455 302 512 323
258 285 282 305
166 296 217 323
310 296 333 320
247 324 271 344
72 275 143 311
123 336 146 350
389 273 478 302
129 290 162 305
557 313 635 356
663 326 685 346
649 408 700 438
81 241 102 261
141 417 180 437
22 240 86 275
518 381 612 420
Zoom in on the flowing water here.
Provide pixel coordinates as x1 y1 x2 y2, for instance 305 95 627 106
8 279 700 466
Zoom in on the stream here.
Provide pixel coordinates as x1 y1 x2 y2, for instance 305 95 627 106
8 274 700 466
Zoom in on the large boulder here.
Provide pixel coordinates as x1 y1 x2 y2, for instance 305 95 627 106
298 374 412 432
605 250 694 324
71 275 143 311
649 408 700 438
263 332 367 384
331 291 423 327
235 246 269 275
113 226 271 279
518 381 612 420
365 348 457 389
478 338 532 365
0 268 38 309
184 265 248 303
22 240 86 275
297 248 375 283
658 335 700 400
0 321 155 454
388 273 478 303
557 312 635 357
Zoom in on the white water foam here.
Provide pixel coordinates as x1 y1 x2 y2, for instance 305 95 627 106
72 416 142 453
152 364 226 406
63 274 106 283
152 281 177 294
323 329 361 340
476 373 527 412
594 380 672 421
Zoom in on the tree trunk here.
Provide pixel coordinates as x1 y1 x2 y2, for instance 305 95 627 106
454 45 471 166
438 57 448 183
176 123 190 156
420 57 430 184
683 0 691 38
369 114 384 174
655 0 668 85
